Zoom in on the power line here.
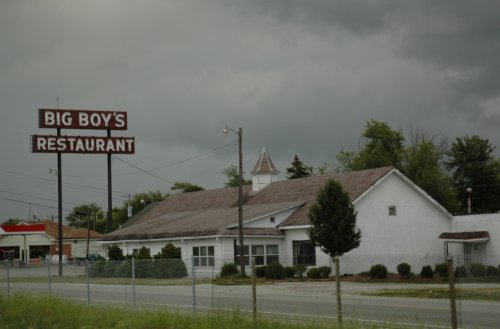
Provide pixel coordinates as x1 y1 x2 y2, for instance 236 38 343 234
61 141 234 178
0 190 82 206
0 196 72 212
0 169 127 195
112 156 176 185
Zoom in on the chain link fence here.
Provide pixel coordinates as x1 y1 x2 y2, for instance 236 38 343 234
2 255 500 328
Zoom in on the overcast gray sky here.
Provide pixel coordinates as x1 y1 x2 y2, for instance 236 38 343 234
1 0 499 221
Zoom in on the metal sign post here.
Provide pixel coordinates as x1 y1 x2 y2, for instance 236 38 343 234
31 109 135 274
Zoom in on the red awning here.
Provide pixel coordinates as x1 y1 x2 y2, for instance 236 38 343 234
439 231 490 243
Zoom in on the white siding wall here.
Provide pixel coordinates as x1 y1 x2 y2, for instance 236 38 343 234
71 239 103 258
252 173 278 191
451 214 500 266
353 174 451 257
283 173 452 274
103 235 285 277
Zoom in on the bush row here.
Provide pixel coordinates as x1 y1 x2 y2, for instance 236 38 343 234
369 262 500 280
88 259 187 279
218 262 332 280
219 261 500 281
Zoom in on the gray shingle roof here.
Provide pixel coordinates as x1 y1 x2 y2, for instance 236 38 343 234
101 166 393 241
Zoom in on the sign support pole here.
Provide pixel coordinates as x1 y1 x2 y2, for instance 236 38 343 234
57 127 63 276
107 129 112 234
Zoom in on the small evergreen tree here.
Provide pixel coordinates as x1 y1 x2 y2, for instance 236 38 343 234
308 179 361 257
286 154 312 179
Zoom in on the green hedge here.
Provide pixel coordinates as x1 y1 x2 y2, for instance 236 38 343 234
87 259 187 279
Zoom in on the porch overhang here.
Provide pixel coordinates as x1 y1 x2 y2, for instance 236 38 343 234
439 231 490 243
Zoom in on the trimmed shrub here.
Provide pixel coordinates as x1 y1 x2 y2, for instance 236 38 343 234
369 264 387 279
135 259 153 278
420 265 434 278
284 266 296 278
116 260 132 278
296 264 307 279
434 263 448 278
158 243 181 259
486 265 499 277
88 261 105 278
154 259 187 278
306 267 320 279
255 266 267 278
220 262 239 278
108 245 125 261
397 263 411 278
318 266 332 278
265 262 285 280
136 247 152 260
470 263 487 277
103 261 120 277
454 265 467 278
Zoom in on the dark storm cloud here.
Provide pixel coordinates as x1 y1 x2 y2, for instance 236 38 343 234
1 0 500 220
239 0 500 118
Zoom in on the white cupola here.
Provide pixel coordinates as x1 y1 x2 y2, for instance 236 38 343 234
251 148 280 191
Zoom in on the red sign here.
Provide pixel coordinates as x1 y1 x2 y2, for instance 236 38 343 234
31 135 135 154
39 109 127 130
0 224 46 234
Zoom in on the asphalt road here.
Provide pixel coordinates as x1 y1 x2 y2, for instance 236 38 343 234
2 280 499 329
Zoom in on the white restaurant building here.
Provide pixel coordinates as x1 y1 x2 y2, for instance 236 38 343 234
100 149 500 275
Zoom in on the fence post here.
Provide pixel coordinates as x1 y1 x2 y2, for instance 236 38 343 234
4 260 10 299
132 257 136 310
86 260 90 305
211 265 214 312
251 257 257 323
191 255 196 317
447 257 458 329
335 256 342 326
47 260 51 296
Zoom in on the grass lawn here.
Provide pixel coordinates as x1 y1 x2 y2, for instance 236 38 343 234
0 294 398 329
365 287 500 301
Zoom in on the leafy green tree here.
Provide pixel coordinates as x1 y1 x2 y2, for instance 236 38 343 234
308 179 361 257
2 219 21 225
66 203 106 233
310 162 331 176
307 179 361 325
222 165 252 187
171 182 204 193
286 154 313 179
445 135 500 212
402 132 459 212
337 120 405 171
112 191 167 230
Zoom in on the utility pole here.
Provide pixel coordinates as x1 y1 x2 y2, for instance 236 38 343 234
224 126 245 276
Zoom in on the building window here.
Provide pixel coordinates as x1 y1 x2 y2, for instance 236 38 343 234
270 217 275 223
235 241 279 265
388 206 397 216
266 245 279 264
293 240 316 266
193 246 214 267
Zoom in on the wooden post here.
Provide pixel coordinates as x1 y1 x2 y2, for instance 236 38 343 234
251 257 257 324
447 257 458 329
335 256 342 326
